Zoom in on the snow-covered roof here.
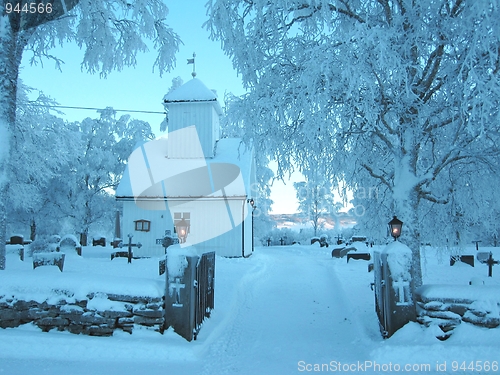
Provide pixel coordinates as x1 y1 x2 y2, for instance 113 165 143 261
116 137 254 199
163 78 216 102
163 78 222 115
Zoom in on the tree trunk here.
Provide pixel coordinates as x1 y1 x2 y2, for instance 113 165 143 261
30 217 36 241
393 153 423 289
80 232 88 247
404 188 423 289
0 14 18 270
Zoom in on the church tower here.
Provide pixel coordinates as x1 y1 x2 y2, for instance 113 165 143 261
163 77 222 158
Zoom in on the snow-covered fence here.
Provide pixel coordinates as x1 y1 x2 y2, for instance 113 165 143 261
416 284 500 340
0 292 164 336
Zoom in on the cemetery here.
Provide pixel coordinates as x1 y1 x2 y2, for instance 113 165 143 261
0 218 499 374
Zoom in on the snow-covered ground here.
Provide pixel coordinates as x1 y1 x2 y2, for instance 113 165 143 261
0 244 499 374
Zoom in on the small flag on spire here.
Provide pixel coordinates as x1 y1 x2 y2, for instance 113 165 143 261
188 52 197 78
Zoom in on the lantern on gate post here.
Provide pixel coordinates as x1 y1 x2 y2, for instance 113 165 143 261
175 218 189 244
388 216 403 241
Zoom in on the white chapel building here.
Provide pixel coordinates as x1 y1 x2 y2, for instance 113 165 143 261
116 76 256 258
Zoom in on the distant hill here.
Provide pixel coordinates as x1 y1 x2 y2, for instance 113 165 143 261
269 213 356 231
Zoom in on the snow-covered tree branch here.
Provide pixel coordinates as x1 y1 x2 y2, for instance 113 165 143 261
206 0 500 288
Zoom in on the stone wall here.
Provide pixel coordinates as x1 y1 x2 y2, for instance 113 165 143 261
0 292 164 336
416 284 500 340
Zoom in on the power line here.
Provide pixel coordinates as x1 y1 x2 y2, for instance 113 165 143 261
30 104 166 115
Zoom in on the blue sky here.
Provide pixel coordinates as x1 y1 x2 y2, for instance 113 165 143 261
18 0 301 214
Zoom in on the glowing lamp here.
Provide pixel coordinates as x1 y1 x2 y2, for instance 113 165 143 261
388 216 403 241
175 218 189 244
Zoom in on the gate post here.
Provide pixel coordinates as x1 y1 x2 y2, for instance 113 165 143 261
164 245 199 341
373 241 416 338
164 245 215 341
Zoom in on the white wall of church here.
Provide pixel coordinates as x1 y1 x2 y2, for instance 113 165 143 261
121 200 175 258
212 106 220 144
185 199 247 257
120 198 252 258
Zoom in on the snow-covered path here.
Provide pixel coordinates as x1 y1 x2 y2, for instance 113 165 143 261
200 246 371 374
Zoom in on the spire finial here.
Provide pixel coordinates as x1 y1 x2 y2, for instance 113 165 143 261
187 52 196 78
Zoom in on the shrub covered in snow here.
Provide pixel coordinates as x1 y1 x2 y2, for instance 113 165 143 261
27 237 60 257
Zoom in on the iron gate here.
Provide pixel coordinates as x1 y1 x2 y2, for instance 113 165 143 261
194 251 215 339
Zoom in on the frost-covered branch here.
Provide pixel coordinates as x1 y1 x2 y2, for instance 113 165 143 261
361 163 391 189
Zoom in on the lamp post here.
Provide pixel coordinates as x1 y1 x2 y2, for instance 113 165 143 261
247 198 256 251
175 218 189 244
388 216 403 241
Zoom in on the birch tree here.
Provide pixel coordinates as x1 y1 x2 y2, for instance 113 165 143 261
7 84 77 240
0 0 180 269
58 109 155 245
206 0 500 287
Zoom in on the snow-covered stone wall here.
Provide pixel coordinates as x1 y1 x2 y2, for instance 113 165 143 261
416 284 500 339
0 292 164 336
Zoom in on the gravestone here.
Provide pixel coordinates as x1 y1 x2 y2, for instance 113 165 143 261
484 252 499 277
33 252 65 272
60 235 82 256
347 253 371 262
118 234 142 263
92 237 106 247
9 235 30 261
10 235 24 245
111 251 129 260
450 255 474 267
331 246 355 258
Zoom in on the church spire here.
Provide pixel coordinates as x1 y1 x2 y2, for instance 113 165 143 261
187 52 196 78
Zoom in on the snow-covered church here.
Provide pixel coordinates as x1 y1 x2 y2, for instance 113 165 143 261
116 76 256 258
